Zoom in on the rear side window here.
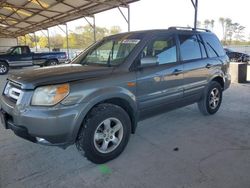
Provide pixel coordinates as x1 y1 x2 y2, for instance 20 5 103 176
179 34 202 61
201 34 225 57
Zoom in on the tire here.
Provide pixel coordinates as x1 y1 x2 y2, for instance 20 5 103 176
76 103 131 164
0 62 9 75
46 60 58 66
198 81 223 115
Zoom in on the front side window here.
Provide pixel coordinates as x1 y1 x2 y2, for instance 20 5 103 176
141 35 177 65
12 47 22 55
81 38 140 66
179 34 202 61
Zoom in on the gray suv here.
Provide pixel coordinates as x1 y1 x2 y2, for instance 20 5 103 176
0 27 231 164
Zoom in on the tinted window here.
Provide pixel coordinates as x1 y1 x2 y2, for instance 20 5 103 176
179 34 202 61
141 35 177 65
21 47 29 54
202 34 225 57
197 35 207 58
12 47 22 55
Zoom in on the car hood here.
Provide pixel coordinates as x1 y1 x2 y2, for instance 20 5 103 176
8 64 114 89
0 53 9 57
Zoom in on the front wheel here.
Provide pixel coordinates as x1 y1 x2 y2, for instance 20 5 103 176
198 81 223 115
76 103 131 164
0 62 9 75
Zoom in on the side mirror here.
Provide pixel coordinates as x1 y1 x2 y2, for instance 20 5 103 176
139 56 158 68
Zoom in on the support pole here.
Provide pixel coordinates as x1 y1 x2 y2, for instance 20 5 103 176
118 6 130 32
34 32 38 52
93 16 96 42
65 23 69 59
83 16 96 42
194 0 198 29
128 5 130 32
24 35 27 45
16 37 18 45
191 0 198 29
47 29 51 52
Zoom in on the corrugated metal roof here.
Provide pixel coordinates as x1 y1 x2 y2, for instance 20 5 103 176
0 0 138 37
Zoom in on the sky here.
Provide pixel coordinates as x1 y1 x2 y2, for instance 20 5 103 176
48 0 250 40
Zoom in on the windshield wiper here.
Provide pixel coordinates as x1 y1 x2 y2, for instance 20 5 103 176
107 41 116 67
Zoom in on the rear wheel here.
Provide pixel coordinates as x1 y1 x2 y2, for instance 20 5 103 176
46 60 58 66
76 103 131 164
198 81 223 115
0 62 9 75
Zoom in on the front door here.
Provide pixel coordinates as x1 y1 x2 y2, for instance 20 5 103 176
8 46 33 67
136 34 184 114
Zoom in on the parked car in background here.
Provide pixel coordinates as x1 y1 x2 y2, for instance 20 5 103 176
0 46 67 75
224 48 250 63
0 28 231 164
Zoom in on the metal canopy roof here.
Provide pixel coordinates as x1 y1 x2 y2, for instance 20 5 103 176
0 0 138 38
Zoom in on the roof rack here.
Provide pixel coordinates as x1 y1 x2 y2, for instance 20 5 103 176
168 26 211 32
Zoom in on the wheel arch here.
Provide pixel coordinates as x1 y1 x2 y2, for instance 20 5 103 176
44 58 59 65
100 97 137 133
210 76 224 90
0 59 9 66
72 89 138 143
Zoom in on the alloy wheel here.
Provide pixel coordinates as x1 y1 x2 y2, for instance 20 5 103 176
209 88 220 109
93 117 124 154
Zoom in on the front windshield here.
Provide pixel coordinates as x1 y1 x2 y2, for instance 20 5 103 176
75 35 141 67
6 47 14 54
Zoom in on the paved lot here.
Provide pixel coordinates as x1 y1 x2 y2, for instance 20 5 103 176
1 68 250 188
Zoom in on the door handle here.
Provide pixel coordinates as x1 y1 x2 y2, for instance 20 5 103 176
172 69 183 76
206 63 212 69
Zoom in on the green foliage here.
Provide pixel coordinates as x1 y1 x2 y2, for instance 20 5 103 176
18 25 122 49
18 35 36 48
38 36 48 48
219 17 246 45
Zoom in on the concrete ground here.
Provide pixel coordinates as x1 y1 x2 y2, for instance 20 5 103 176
1 68 250 188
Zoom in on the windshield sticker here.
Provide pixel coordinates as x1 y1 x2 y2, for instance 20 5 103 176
122 39 140 44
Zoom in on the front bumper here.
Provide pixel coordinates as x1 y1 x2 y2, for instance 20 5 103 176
0 95 87 148
0 112 36 143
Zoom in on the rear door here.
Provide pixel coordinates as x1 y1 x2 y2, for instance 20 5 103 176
178 33 209 98
8 46 33 67
136 33 184 112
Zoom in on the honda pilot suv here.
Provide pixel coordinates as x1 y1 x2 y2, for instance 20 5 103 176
0 27 231 164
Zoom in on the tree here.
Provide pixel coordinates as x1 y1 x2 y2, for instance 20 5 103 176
210 20 215 30
19 25 123 50
204 19 210 29
38 36 48 48
110 26 122 35
203 19 215 30
234 24 245 42
218 17 246 44
219 17 226 42
50 34 64 48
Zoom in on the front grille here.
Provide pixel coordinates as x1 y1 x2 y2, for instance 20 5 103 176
4 81 23 103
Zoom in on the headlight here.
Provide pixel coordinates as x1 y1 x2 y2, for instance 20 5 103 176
31 83 70 106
